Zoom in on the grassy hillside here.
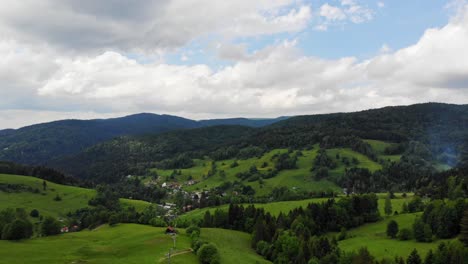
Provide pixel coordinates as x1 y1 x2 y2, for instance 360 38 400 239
200 228 271 264
178 197 332 223
151 141 396 197
0 174 150 218
364 139 401 162
338 212 455 260
179 194 414 223
0 224 269 264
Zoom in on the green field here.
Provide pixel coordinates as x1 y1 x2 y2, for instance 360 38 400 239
364 139 401 162
200 229 271 264
338 212 455 260
179 197 333 223
0 224 268 264
180 194 413 223
152 140 399 196
147 140 402 198
0 174 150 218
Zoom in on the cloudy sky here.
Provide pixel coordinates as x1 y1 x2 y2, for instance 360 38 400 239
0 0 467 129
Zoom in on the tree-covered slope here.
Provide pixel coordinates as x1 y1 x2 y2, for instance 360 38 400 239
0 114 285 165
52 125 256 182
51 103 468 184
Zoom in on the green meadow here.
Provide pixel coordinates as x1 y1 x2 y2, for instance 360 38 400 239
200 228 271 264
0 224 269 264
0 174 150 218
338 212 455 260
149 140 399 197
179 194 413 223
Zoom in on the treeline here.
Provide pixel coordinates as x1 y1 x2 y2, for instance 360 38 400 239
187 194 380 262
68 185 169 229
0 208 61 240
0 161 80 186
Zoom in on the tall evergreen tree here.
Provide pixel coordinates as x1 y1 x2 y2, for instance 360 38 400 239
423 249 434 264
459 208 468 246
407 249 422 264
385 194 393 216
386 220 399 238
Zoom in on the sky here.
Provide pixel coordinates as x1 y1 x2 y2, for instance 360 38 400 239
0 0 468 129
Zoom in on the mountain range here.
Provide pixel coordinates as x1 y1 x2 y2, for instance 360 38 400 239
0 114 287 165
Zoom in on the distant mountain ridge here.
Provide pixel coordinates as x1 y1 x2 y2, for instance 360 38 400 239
49 103 468 183
0 113 287 165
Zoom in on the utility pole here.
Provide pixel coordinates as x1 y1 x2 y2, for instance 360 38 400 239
172 234 177 249
166 248 172 264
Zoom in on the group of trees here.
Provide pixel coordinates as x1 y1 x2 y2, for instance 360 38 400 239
0 161 80 186
187 226 221 264
386 198 466 243
0 208 61 240
274 152 299 171
0 208 33 240
156 153 194 169
193 194 380 262
69 186 170 229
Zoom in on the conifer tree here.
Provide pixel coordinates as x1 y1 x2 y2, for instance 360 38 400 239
407 249 422 264
459 208 468 246
385 194 393 216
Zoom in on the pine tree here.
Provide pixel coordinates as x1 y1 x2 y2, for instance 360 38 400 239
413 217 426 242
459 208 468 246
423 249 434 264
384 194 393 216
386 220 399 238
407 249 422 264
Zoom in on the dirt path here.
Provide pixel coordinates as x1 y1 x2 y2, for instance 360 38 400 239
158 248 193 262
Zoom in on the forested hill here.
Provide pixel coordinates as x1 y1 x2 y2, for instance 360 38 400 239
51 125 255 183
51 103 468 183
248 103 468 149
0 114 285 165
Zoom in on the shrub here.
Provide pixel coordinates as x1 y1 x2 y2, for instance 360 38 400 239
1 219 33 240
41 217 61 236
197 243 220 264
186 225 201 236
29 209 39 218
149 218 166 227
53 194 62 201
386 220 399 239
108 214 119 226
398 228 412 241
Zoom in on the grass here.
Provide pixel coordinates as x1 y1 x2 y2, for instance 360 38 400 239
179 194 414 223
338 212 455 260
0 224 197 264
364 139 401 163
326 148 382 179
150 147 345 196
150 140 396 197
0 224 269 264
179 197 333 223
200 228 271 264
0 174 151 218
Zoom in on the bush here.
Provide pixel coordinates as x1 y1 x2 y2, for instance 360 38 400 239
338 227 347 241
386 220 399 239
53 194 62 201
149 218 166 227
197 243 220 264
1 219 33 240
29 209 39 218
186 225 201 236
192 239 207 253
41 216 61 236
398 228 412 241
108 214 119 226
